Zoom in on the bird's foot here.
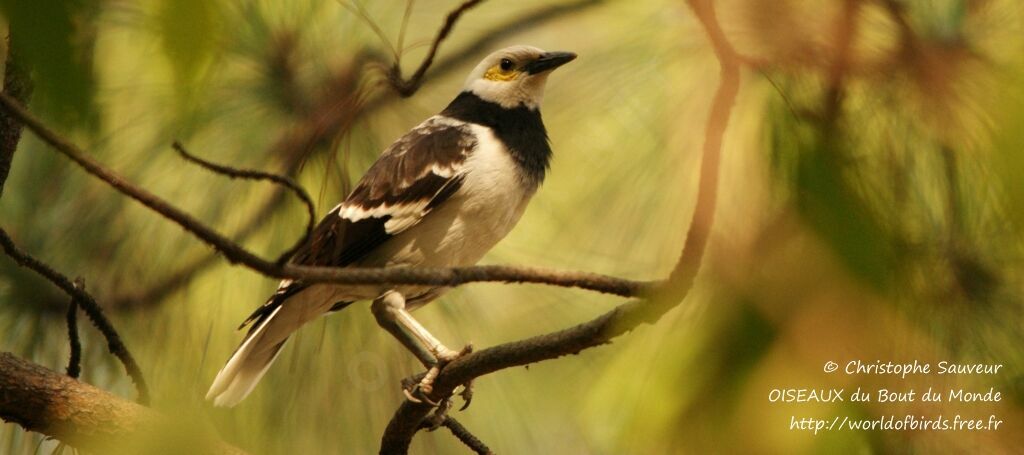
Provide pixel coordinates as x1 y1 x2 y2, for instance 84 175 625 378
403 344 473 406
403 365 442 405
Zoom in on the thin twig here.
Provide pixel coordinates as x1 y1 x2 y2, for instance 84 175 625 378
0 228 150 404
172 141 316 264
379 0 739 451
443 418 492 455
339 0 399 61
396 0 417 60
65 278 84 379
388 0 485 96
417 417 492 455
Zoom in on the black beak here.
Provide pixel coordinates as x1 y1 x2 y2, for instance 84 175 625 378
525 51 577 75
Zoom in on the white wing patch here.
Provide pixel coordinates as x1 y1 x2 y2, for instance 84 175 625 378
338 177 465 234
337 200 431 232
336 115 476 235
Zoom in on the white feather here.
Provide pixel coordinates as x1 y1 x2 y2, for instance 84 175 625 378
206 285 369 407
205 305 282 406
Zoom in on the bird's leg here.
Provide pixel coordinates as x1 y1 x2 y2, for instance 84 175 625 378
371 292 436 368
371 291 462 364
371 291 470 404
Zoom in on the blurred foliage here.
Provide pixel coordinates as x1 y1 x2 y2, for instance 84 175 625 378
2 0 1023 453
0 0 100 127
153 0 222 112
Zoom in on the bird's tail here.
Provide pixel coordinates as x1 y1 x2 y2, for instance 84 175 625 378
205 303 292 407
206 283 354 407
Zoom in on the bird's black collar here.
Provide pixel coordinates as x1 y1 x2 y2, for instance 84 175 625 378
441 91 551 184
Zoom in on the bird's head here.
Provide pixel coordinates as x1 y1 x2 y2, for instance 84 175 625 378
463 45 576 110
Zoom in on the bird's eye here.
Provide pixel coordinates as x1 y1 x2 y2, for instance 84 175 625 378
499 58 514 71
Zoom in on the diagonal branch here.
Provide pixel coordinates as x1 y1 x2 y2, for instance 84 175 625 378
0 228 150 404
379 0 741 451
418 417 492 455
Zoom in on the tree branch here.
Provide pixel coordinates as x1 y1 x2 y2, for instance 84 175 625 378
388 0 485 96
65 278 84 379
0 352 245 454
0 41 33 198
379 0 740 451
0 228 150 404
418 417 492 455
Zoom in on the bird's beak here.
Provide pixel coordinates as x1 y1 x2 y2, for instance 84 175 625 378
525 51 577 75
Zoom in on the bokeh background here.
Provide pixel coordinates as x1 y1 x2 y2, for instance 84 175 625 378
2 0 1023 453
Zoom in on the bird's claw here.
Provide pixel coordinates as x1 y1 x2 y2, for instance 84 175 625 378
402 344 474 407
457 379 474 411
403 367 441 406
402 386 435 405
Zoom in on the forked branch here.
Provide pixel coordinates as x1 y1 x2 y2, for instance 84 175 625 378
388 0 485 96
0 228 151 404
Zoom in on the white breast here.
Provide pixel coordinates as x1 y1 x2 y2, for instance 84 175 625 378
361 124 535 269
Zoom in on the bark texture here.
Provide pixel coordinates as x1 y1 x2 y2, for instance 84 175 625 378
0 352 245 454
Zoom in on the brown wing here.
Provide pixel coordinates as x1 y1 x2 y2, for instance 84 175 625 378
289 116 476 267
240 116 476 328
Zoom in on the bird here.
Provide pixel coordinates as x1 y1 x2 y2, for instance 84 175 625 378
206 45 576 407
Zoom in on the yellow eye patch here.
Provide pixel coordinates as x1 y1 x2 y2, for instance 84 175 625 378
483 64 519 81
